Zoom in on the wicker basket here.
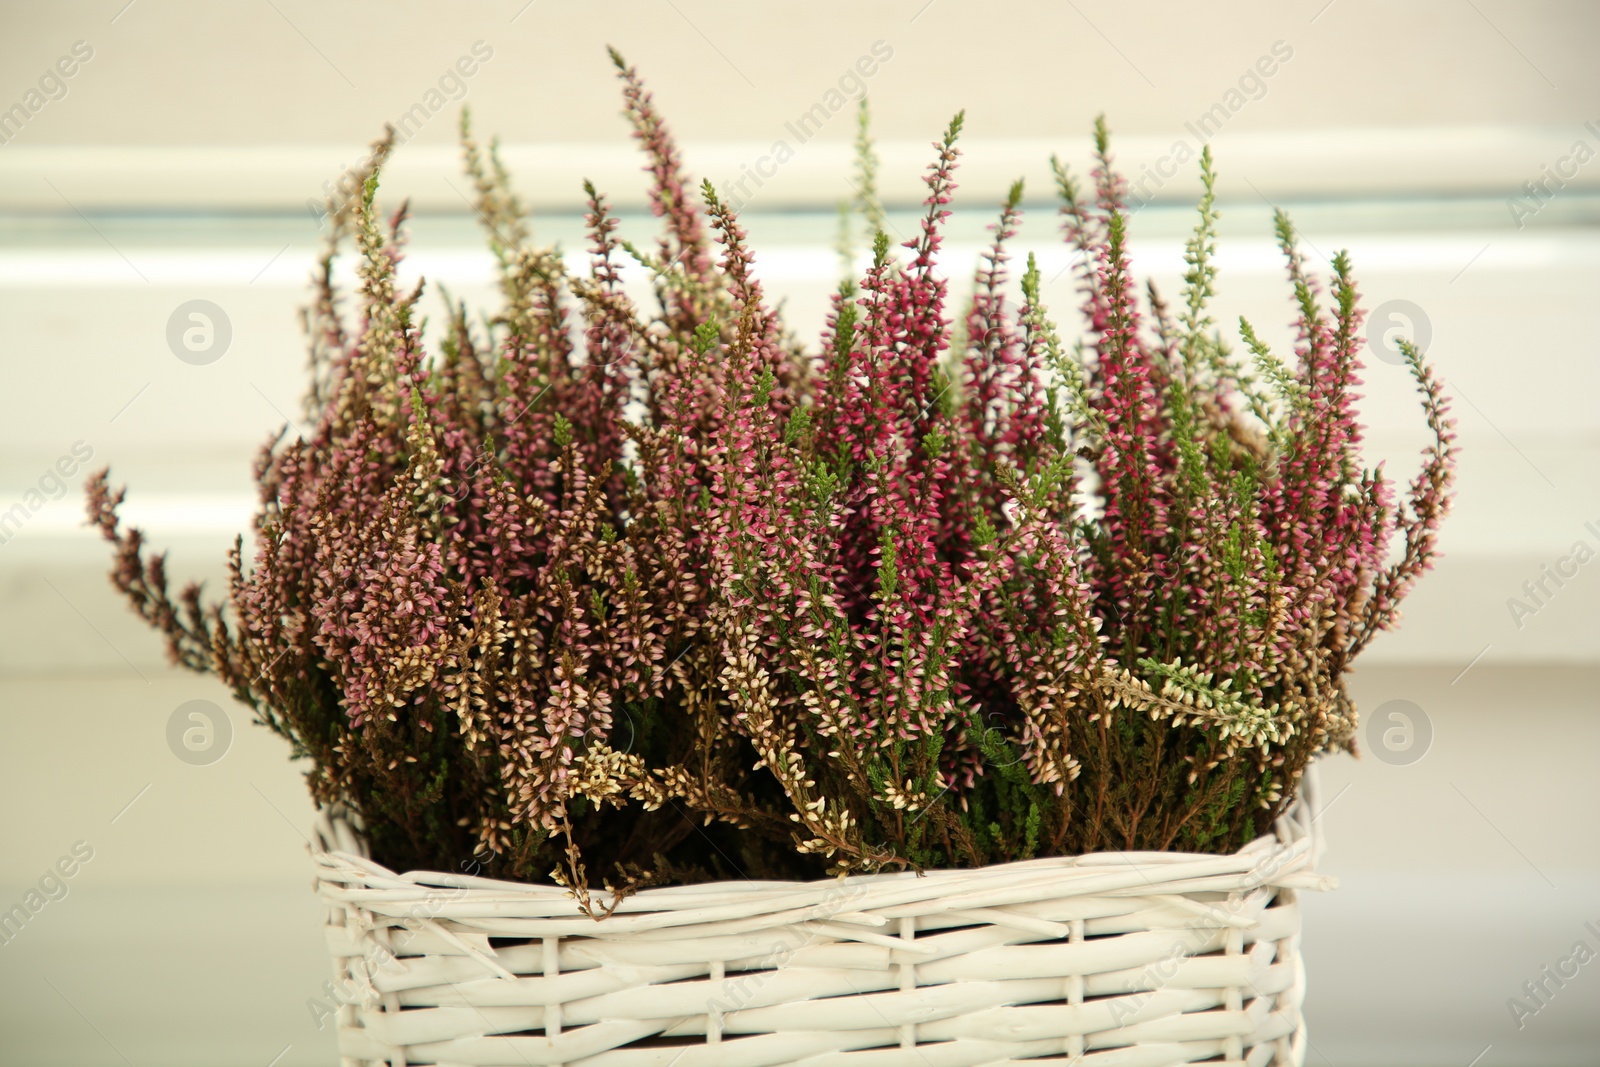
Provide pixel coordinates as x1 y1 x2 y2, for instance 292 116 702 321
310 767 1333 1067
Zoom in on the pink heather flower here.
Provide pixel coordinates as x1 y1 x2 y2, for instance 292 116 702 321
87 77 1455 884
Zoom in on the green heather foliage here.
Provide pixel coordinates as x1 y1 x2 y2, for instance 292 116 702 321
88 55 1453 904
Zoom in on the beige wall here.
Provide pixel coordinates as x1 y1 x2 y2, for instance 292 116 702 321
2 1 1599 210
1 1 1595 145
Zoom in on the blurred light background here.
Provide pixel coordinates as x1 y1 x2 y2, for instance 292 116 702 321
1 2 1597 1064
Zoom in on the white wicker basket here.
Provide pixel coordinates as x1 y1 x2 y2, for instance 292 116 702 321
310 767 1333 1067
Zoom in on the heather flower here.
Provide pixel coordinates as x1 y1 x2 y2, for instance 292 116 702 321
86 61 782 894
88 63 1454 892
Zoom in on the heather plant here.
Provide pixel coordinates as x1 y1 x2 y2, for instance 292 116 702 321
700 115 1454 873
90 54 811 898
88 55 1453 900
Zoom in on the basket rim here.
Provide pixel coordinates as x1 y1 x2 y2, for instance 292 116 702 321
310 765 1331 927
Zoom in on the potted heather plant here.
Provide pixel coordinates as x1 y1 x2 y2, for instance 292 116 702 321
90 52 1452 1065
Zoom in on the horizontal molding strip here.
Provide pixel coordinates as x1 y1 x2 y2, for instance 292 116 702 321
2 125 1596 212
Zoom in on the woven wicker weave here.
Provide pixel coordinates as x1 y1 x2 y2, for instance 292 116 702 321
311 767 1332 1067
